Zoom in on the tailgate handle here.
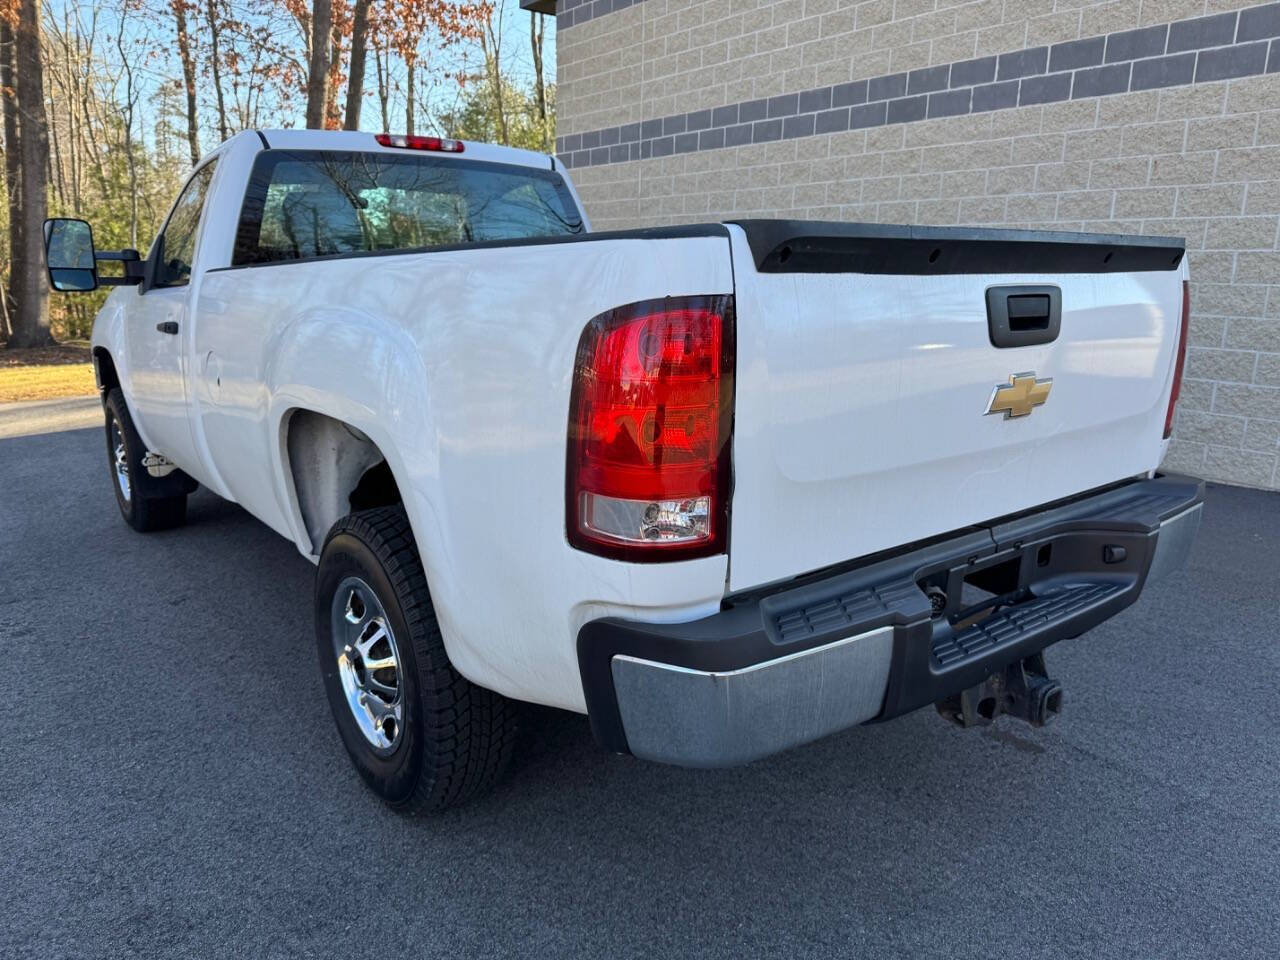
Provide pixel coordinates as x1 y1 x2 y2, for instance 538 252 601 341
986 285 1061 348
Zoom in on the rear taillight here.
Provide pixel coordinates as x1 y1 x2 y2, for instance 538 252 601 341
567 296 734 562
374 133 464 153
1164 279 1190 439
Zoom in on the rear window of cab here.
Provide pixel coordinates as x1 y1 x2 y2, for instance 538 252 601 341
232 150 585 266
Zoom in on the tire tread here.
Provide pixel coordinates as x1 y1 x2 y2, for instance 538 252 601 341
323 506 518 813
104 388 188 533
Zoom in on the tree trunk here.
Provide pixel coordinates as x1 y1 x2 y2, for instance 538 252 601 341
63 9 80 209
116 10 140 249
481 17 507 145
404 61 414 137
0 268 10 342
305 0 333 129
2 17 23 341
530 11 547 150
374 38 389 132
325 24 342 129
11 0 53 348
206 0 230 142
490 58 508 145
48 90 65 209
343 0 371 131
172 1 200 165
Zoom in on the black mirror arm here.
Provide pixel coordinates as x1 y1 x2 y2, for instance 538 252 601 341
94 248 145 287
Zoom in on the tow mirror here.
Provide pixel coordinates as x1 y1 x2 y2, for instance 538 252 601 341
43 218 144 292
44 218 99 292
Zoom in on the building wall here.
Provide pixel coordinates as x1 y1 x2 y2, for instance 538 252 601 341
552 0 1280 490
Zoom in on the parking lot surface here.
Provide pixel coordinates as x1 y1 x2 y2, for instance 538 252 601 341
2 420 1277 959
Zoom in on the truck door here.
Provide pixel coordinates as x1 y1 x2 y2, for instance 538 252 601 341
124 161 218 474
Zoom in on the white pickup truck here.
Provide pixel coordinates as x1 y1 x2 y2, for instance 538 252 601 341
45 129 1203 812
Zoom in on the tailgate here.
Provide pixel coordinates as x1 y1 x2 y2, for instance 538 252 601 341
725 221 1187 592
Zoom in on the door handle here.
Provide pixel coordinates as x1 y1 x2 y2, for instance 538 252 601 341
986 285 1061 348
156 321 179 335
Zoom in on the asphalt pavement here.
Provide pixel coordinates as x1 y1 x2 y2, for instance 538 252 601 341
0 396 101 440
2 413 1277 959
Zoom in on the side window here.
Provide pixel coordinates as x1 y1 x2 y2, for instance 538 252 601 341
153 162 217 288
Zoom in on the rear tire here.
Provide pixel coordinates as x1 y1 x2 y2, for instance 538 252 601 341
104 388 188 532
315 506 518 813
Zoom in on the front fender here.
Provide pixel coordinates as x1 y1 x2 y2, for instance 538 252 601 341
89 290 132 398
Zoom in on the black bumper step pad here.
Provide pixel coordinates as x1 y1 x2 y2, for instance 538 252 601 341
772 581 927 645
932 581 1127 668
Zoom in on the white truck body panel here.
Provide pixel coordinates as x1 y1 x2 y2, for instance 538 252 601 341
726 225 1187 591
189 233 733 711
88 132 733 712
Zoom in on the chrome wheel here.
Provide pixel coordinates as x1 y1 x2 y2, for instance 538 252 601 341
109 416 131 502
331 577 404 754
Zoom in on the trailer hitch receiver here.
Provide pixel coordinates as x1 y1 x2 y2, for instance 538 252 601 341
935 653 1063 728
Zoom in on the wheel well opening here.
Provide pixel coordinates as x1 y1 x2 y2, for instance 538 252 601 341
93 347 120 396
349 459 401 513
285 410 403 555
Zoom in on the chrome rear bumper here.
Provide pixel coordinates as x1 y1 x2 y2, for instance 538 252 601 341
612 627 893 767
580 474 1205 768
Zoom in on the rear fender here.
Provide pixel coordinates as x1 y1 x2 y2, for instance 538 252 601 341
264 309 447 608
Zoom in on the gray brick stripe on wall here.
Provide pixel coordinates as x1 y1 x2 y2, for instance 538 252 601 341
555 2 1280 168
557 0 649 31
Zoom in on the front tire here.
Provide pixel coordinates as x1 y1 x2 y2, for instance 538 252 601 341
315 507 518 813
103 388 188 532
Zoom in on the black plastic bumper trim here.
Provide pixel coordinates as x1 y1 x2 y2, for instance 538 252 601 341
576 474 1204 755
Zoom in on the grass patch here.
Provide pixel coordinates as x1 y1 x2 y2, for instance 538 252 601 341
0 363 96 403
0 343 96 403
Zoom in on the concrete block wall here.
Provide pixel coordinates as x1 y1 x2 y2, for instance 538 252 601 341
552 0 1280 490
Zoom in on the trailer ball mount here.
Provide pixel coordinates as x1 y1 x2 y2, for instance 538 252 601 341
935 653 1064 728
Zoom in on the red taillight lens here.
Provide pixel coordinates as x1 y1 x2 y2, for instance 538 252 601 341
567 296 734 561
375 133 464 153
1164 279 1190 439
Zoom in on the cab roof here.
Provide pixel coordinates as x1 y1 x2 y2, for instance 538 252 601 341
251 129 555 170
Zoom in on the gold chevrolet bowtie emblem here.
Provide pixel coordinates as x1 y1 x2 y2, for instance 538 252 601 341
986 373 1052 419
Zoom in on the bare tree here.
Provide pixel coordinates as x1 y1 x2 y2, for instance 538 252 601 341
479 1 507 145
1 15 22 341
405 60 416 135
206 0 230 141
305 0 332 128
223 6 305 132
10 0 54 347
115 4 140 248
323 1 348 128
529 8 546 151
170 0 200 165
342 0 370 130
372 30 390 132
